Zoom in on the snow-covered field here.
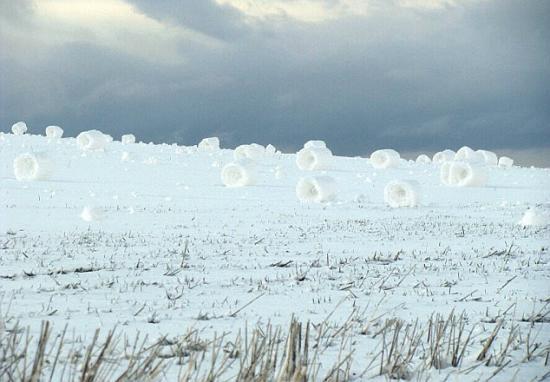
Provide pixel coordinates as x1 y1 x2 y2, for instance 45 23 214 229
1 130 549 381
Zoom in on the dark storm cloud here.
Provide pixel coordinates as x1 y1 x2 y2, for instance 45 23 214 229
0 0 549 164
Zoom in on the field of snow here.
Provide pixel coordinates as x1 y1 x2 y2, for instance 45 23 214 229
1 131 549 381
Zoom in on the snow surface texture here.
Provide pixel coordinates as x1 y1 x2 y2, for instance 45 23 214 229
76 130 110 151
384 180 420 208
198 136 220 152
221 161 256 187
296 176 336 203
369 149 400 169
45 125 64 139
440 161 488 187
296 147 333 171
1 132 550 381
13 152 53 181
121 134 136 145
11 121 27 135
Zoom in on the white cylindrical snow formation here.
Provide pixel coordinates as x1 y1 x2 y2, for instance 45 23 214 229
11 121 28 135
370 149 400 169
76 130 110 151
296 176 336 203
198 137 220 152
304 140 327 149
440 161 487 187
476 150 498 166
296 147 333 171
518 208 546 227
45 125 64 139
384 180 420 208
13 152 54 181
455 146 484 163
221 161 256 187
234 144 265 161
416 154 431 164
498 156 514 168
432 149 455 164
80 206 104 222
121 134 136 145
265 144 277 157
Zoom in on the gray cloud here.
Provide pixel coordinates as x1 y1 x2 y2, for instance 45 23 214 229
1 0 549 165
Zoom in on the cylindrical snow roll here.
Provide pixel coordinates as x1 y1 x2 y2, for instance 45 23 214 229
221 161 256 187
433 149 455 164
455 146 484 163
265 144 277 157
296 176 336 203
476 150 498 166
12 121 28 135
198 137 220 151
304 140 326 149
498 156 514 168
13 152 53 181
80 206 104 222
296 147 333 171
76 130 110 151
121 134 136 144
369 149 400 169
45 125 64 139
384 180 420 208
234 144 265 161
416 154 431 164
440 161 487 187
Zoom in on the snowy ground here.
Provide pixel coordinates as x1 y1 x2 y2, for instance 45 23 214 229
1 132 549 381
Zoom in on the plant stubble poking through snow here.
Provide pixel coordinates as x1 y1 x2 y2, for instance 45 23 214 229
296 176 336 203
198 137 220 152
80 206 104 222
76 130 110 151
369 149 400 169
440 161 488 187
13 152 54 181
499 156 514 168
384 180 420 208
296 147 333 171
416 154 432 164
11 121 28 135
234 143 265 161
221 161 256 187
518 208 546 227
45 125 64 139
432 149 455 164
121 134 136 144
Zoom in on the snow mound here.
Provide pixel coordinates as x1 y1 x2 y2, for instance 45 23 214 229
440 161 487 187
416 154 431 164
221 161 256 187
498 156 514 168
296 147 333 171
11 121 28 135
13 152 54 181
296 176 336 203
433 149 455 164
370 149 400 169
198 137 220 152
45 125 64 139
384 180 420 208
80 206 104 222
76 130 110 151
121 134 136 145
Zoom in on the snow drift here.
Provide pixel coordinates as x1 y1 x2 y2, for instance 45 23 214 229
45 126 64 139
76 130 110 151
296 147 333 171
384 180 420 208
440 161 487 187
433 150 455 164
370 149 400 169
198 137 220 152
13 152 53 181
221 161 256 187
11 121 27 135
296 176 336 203
121 134 136 145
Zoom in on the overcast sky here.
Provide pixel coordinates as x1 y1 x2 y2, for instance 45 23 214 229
1 0 549 165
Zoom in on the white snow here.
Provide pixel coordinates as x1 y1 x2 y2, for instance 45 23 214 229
296 146 333 171
518 208 547 227
45 125 64 139
121 133 136 144
76 130 110 151
440 161 488 187
221 161 256 187
384 180 420 208
369 149 400 169
11 121 28 135
198 136 220 152
499 156 514 168
432 149 455 163
13 152 54 181
296 175 336 203
415 154 431 164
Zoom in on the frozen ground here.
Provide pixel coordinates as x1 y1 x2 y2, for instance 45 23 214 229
1 132 549 381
